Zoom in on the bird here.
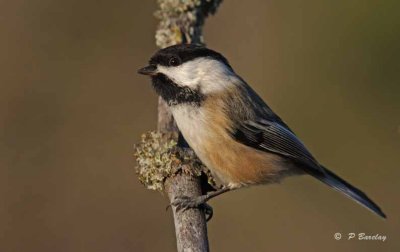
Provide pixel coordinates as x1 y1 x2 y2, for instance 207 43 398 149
138 43 386 219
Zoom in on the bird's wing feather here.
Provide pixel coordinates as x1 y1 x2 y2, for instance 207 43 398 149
231 119 321 170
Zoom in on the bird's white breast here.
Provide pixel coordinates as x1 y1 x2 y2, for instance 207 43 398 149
171 105 210 148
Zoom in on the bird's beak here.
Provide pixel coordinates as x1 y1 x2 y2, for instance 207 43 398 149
138 65 157 76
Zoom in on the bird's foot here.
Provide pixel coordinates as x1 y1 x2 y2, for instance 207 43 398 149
171 195 213 221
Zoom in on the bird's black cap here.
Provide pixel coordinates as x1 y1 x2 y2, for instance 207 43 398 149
148 44 232 68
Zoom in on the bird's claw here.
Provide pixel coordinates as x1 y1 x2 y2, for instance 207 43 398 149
170 195 214 221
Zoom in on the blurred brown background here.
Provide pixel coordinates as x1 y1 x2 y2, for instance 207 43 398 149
1 1 399 251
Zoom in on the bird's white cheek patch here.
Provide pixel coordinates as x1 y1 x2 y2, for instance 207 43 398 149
157 65 200 89
157 58 236 93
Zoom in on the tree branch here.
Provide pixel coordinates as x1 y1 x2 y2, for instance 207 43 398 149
156 1 222 251
135 1 223 252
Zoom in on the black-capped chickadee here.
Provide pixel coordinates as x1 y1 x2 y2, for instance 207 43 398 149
138 44 385 219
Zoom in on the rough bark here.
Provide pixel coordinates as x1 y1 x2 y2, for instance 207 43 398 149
164 168 209 252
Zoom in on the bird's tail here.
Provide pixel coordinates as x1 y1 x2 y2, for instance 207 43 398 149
306 166 386 218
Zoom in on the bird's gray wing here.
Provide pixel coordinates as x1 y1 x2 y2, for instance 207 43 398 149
231 119 386 218
231 119 322 170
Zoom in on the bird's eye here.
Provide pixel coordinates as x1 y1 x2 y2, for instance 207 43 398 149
169 57 180 66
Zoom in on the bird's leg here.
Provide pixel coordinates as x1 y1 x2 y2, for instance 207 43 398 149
171 187 232 221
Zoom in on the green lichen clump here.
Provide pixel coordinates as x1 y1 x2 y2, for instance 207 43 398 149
134 131 214 192
135 132 179 191
155 0 223 48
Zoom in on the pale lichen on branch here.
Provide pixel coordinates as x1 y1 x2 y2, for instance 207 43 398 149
155 0 223 48
134 131 215 192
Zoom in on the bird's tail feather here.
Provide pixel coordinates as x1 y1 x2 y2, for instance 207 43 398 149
306 166 386 218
